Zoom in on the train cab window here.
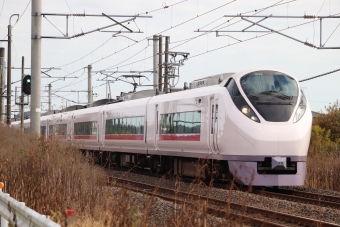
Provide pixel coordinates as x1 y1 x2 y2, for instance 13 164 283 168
226 78 242 99
106 116 145 135
74 121 97 135
160 111 201 134
49 124 67 135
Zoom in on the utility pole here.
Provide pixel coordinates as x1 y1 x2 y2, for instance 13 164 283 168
48 83 51 111
158 36 163 92
20 56 24 131
0 48 5 124
153 35 159 90
31 0 42 134
88 65 92 106
164 36 170 93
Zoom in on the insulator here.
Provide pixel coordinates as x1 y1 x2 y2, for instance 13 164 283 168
73 32 85 38
304 41 316 48
72 13 85 17
303 15 316 19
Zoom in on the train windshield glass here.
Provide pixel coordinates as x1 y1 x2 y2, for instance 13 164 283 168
240 71 299 122
240 71 298 97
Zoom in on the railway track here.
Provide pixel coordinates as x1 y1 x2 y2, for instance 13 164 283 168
254 187 340 209
111 177 340 227
212 182 340 209
107 167 340 210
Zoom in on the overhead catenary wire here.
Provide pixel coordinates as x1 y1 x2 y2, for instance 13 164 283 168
0 0 5 17
53 1 237 91
56 0 293 92
299 68 340 82
97 0 295 72
100 10 340 74
54 0 190 69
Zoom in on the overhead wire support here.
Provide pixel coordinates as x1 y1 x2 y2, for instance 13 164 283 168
210 15 340 49
38 13 152 39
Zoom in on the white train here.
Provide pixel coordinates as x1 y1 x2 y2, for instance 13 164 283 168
13 69 312 186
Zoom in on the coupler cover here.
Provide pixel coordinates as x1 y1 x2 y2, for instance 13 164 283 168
271 157 287 170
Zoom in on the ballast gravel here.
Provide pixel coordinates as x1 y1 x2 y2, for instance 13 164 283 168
108 170 340 226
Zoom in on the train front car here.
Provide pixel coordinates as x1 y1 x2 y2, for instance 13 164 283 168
221 69 312 186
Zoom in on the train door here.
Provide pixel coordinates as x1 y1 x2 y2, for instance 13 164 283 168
98 109 105 148
209 95 220 153
67 114 73 142
154 104 160 151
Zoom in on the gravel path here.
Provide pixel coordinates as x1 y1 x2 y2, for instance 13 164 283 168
108 170 340 226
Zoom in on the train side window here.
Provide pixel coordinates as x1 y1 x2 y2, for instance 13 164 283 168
140 117 145 134
136 117 142 134
74 121 97 135
41 126 46 135
131 117 137 134
185 112 194 133
193 111 201 133
126 118 132 134
173 113 179 133
178 112 185 133
121 118 127 134
106 120 113 134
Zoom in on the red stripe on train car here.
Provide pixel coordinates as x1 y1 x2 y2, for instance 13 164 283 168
105 134 144 140
73 135 97 140
159 134 200 141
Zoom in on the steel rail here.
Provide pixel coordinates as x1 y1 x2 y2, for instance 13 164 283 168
257 188 340 209
112 177 340 227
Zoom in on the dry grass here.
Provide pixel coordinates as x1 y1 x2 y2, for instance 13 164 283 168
0 124 244 226
305 153 340 192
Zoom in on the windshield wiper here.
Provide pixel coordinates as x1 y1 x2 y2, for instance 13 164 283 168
247 94 259 100
259 90 292 100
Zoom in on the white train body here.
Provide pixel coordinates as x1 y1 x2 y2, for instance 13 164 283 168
15 69 312 186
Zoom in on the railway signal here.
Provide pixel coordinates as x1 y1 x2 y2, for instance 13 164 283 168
22 75 31 95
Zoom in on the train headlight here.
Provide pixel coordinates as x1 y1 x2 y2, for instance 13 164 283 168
293 91 306 123
240 105 260 123
241 106 250 115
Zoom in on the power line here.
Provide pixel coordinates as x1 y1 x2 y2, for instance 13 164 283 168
97 1 294 72
299 68 340 82
13 0 31 28
53 1 237 91
53 0 190 69
0 0 5 17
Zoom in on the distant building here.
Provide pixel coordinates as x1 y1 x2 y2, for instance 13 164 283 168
311 111 321 118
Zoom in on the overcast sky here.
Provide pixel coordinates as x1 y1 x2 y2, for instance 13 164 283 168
0 0 339 113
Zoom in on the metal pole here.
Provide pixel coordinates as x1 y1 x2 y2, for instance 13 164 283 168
31 0 42 135
48 83 51 111
320 18 322 47
21 56 24 131
0 47 5 124
88 65 92 106
158 36 162 92
7 24 12 125
153 35 159 90
164 36 169 93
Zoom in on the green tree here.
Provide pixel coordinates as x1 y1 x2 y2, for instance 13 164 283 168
309 125 340 156
313 100 340 142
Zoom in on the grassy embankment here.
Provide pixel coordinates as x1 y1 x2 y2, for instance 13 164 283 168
0 124 238 226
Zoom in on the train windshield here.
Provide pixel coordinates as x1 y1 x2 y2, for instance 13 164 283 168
240 71 298 97
240 71 299 122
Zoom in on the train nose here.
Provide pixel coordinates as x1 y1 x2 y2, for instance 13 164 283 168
233 123 279 156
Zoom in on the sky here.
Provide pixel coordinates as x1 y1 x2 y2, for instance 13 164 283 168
0 0 339 114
